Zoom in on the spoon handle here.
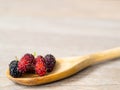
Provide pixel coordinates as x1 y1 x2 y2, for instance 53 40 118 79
91 47 120 65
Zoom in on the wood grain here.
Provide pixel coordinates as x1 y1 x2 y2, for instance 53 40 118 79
0 0 120 90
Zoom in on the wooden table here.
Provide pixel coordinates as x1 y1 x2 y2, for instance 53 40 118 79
0 0 120 90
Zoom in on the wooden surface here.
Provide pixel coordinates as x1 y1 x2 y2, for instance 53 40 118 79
0 0 120 90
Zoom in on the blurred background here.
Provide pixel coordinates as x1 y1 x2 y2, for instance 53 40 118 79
0 0 120 90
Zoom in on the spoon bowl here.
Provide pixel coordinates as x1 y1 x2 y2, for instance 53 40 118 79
6 47 120 85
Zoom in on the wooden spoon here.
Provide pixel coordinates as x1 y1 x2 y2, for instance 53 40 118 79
6 47 120 86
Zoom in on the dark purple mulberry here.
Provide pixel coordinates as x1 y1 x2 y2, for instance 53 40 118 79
9 60 22 78
44 54 56 72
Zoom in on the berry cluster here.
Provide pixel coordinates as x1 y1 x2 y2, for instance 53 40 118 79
9 53 56 78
